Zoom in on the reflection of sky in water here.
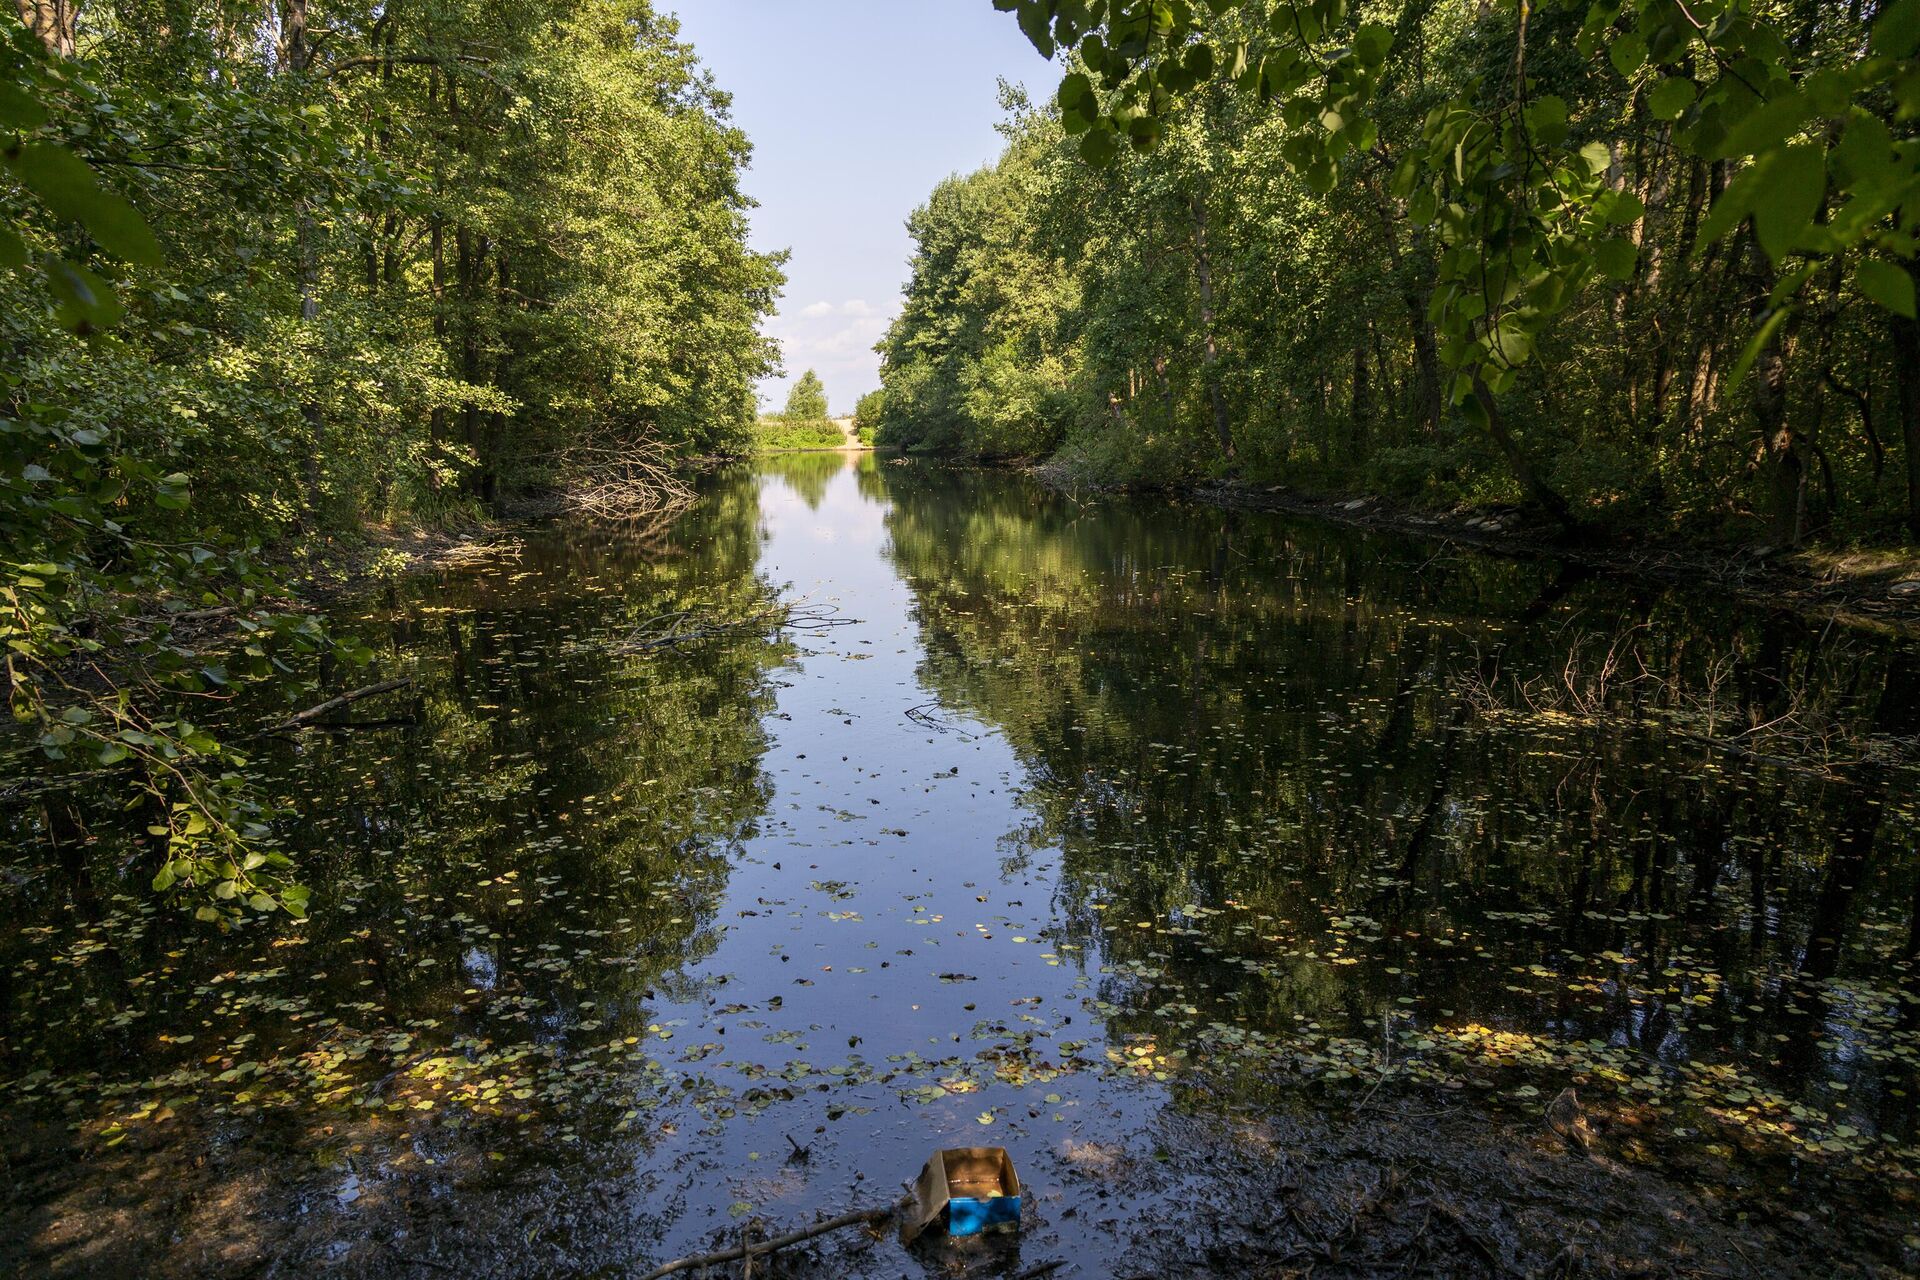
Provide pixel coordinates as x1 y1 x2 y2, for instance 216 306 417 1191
645 455 1111 1245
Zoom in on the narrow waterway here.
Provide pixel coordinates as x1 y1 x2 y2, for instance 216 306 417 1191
4 453 1917 1276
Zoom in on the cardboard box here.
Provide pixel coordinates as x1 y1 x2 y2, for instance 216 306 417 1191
901 1147 1023 1243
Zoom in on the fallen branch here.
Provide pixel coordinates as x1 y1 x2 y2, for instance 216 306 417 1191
261 678 413 736
636 1203 899 1280
586 601 856 657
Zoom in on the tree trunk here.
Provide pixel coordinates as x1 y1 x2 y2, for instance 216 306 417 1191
1893 295 1920 541
277 0 326 516
1471 375 1578 531
15 0 78 56
1748 244 1805 547
1350 340 1371 464
1189 197 1236 463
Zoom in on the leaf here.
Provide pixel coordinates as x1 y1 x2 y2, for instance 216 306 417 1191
43 258 125 332
1057 72 1092 111
1608 32 1646 77
1751 144 1826 262
1352 22 1393 65
1870 0 1920 59
6 145 163 266
1729 307 1792 386
1080 128 1119 167
1715 92 1814 160
1597 239 1643 282
1856 259 1917 319
1016 1 1055 58
1648 76 1696 121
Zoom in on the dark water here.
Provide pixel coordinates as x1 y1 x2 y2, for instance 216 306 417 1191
4 453 1919 1275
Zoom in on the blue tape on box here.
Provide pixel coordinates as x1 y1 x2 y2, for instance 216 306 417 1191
947 1194 1021 1236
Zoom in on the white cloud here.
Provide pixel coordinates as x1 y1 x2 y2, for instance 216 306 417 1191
760 305 898 411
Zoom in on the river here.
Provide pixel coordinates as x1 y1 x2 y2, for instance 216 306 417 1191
4 453 1917 1276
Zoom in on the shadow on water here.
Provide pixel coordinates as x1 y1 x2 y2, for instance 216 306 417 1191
2 453 1917 1276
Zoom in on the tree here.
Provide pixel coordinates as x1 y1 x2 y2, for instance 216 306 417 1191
784 369 830 421
984 0 1920 541
1 0 781 919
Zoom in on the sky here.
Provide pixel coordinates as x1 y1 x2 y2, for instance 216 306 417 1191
668 1 1045 417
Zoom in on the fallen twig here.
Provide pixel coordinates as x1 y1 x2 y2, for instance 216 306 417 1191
261 678 413 736
635 1203 900 1280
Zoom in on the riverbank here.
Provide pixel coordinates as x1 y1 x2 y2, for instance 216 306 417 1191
1023 466 1920 634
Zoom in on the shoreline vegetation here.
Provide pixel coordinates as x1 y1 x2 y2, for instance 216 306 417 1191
866 1 1920 588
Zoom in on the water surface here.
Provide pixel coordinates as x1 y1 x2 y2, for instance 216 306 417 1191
4 454 1918 1275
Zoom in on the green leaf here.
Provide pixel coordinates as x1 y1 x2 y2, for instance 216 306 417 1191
1715 92 1814 160
1601 189 1646 226
1857 259 1917 319
1648 76 1696 121
1595 238 1637 281
43 258 125 331
1016 1 1056 58
1870 0 1920 59
1608 32 1646 77
1729 307 1791 386
6 145 163 266
1751 144 1826 262
1080 128 1119 167
1352 22 1393 65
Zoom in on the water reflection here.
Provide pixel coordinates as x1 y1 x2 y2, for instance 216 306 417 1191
1 454 1916 1277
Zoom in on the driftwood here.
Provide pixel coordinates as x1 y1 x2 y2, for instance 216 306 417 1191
262 678 413 735
635 1203 899 1280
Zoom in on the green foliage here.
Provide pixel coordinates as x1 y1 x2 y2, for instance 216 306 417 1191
0 1 779 918
876 98 1080 458
782 369 831 422
928 0 1920 544
852 387 887 438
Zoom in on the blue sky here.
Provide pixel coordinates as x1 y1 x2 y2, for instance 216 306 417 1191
668 2 1045 416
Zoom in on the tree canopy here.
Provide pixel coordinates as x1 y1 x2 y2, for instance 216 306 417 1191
871 0 1920 545
2 0 781 917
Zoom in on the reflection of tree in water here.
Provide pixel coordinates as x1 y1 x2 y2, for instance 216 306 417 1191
877 465 1920 1132
0 471 786 1151
759 449 854 510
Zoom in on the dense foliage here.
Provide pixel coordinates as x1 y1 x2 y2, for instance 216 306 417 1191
1 2 779 915
877 0 1920 547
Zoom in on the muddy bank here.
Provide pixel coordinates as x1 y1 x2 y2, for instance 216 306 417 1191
8 1086 1908 1278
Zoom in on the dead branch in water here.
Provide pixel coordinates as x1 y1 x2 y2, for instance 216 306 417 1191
551 432 696 519
1457 625 1919 780
635 1202 901 1280
260 678 414 736
587 601 855 657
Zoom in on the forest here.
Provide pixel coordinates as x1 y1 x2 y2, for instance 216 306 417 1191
874 0 1920 550
3 0 780 913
